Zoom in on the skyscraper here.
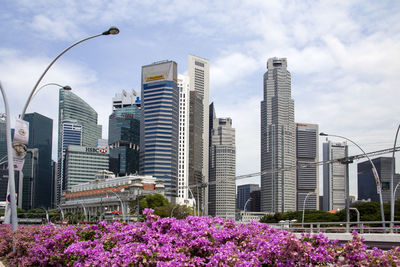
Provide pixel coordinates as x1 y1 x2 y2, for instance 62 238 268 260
140 60 179 201
296 123 319 211
323 141 347 211
177 74 191 204
57 88 102 205
260 57 296 213
188 55 210 214
108 90 141 176
209 104 236 219
23 113 53 209
358 157 400 203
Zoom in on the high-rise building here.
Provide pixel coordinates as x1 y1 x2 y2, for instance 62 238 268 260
188 90 204 211
322 141 347 211
23 113 53 209
260 57 296 213
209 105 236 219
64 145 109 190
109 90 141 176
188 55 210 214
140 61 179 201
177 74 191 204
57 120 82 201
358 157 400 203
296 123 319 211
237 184 260 211
57 88 102 205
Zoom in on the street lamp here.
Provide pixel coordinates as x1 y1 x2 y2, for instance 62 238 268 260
32 83 71 99
20 26 119 119
302 192 314 227
109 191 125 221
320 132 386 230
0 82 18 235
390 124 400 231
242 197 252 222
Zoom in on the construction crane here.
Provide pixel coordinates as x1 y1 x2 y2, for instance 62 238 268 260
235 146 400 180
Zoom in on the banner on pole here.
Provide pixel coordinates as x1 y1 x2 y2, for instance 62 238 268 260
12 118 29 171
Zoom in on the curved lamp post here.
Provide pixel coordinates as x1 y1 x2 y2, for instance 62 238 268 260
109 191 125 221
242 197 252 222
320 132 385 230
391 124 400 231
302 192 314 227
32 83 71 99
80 203 88 221
20 26 119 119
0 82 18 234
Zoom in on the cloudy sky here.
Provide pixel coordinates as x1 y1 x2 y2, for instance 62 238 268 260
1 0 400 197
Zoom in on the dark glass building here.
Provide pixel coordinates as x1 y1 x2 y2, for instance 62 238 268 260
237 184 260 211
140 61 179 201
24 112 53 209
358 157 400 203
109 91 141 176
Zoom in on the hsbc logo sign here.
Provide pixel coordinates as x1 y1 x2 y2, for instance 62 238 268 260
85 147 108 154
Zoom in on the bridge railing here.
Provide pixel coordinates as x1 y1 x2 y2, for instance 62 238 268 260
270 221 400 234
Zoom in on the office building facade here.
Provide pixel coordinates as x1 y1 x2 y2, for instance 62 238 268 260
322 141 347 211
23 113 53 209
57 88 102 204
177 74 191 204
237 184 260 211
296 123 319 211
209 107 236 219
260 57 296 213
109 90 141 176
64 145 109 190
140 61 179 201
188 55 210 214
358 157 400 203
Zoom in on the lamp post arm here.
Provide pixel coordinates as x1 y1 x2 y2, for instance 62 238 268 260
20 33 103 119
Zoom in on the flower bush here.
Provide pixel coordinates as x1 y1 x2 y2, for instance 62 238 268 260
0 209 399 266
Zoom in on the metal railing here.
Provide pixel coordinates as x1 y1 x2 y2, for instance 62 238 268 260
271 221 400 234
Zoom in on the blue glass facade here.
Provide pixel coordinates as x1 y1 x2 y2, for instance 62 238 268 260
109 105 140 176
141 61 179 199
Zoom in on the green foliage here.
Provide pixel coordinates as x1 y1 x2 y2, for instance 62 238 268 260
140 194 169 211
260 210 340 223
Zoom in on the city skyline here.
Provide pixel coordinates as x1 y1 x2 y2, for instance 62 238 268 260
1 1 400 198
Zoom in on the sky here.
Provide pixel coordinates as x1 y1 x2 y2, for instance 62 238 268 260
1 0 400 197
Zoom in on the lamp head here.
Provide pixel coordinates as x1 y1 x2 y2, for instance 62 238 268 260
103 26 120 35
62 85 72 91
319 132 328 136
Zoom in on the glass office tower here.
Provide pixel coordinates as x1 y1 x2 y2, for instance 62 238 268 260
109 90 141 176
140 61 179 201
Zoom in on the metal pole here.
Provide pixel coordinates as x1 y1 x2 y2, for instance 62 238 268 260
344 146 350 233
0 82 18 233
320 133 386 231
391 124 400 232
187 187 196 216
302 192 313 227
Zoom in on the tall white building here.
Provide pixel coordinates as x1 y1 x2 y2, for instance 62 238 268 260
188 55 210 214
260 57 296 213
323 141 347 211
209 104 236 219
177 74 191 204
